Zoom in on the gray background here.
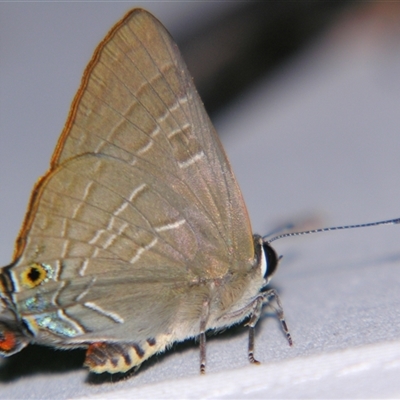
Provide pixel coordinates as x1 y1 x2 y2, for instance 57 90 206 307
1 2 400 398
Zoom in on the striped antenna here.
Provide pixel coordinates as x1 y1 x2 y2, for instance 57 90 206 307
264 217 400 244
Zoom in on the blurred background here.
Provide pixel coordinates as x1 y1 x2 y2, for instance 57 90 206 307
1 2 400 398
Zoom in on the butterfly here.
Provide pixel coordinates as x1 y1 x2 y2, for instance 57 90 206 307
0 9 292 375
2 8 399 379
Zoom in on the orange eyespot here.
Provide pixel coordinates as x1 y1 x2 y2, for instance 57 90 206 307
20 263 49 288
0 331 17 353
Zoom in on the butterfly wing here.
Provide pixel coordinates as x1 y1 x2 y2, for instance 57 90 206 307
2 9 255 371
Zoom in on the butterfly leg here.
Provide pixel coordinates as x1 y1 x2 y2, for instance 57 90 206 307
248 325 260 364
247 289 292 365
262 289 293 347
199 331 206 374
246 295 263 364
199 300 210 374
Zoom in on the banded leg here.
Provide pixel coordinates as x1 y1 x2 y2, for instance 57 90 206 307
199 331 206 374
248 325 260 364
199 300 209 374
247 289 292 365
263 289 292 346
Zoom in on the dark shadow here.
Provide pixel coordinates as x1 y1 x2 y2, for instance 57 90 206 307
178 1 356 119
0 345 85 382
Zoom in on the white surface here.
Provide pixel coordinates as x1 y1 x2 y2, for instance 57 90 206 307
1 3 400 399
74 342 400 399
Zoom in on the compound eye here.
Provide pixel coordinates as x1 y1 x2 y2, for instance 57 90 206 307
263 243 279 281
